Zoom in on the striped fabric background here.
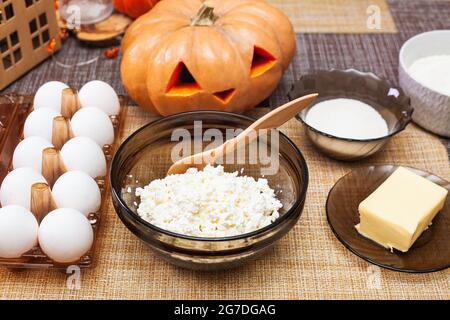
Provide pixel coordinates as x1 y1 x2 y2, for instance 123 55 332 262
0 0 449 299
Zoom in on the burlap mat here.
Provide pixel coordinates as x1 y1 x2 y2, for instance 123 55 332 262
0 107 448 300
267 0 397 33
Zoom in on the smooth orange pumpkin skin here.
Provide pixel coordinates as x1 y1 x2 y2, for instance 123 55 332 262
114 0 159 18
121 0 296 115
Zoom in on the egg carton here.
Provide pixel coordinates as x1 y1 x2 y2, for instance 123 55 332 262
0 93 127 269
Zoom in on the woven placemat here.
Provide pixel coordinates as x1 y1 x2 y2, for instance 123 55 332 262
1 107 448 300
267 0 397 33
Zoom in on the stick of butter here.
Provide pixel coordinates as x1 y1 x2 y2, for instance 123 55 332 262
356 167 448 252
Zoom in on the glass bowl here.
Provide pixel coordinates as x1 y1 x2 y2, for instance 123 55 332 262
110 111 309 270
59 0 114 25
288 69 413 161
326 165 450 273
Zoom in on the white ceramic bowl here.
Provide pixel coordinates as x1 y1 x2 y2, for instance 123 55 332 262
399 30 450 137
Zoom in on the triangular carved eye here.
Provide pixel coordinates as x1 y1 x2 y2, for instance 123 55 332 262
250 46 277 78
213 88 236 103
166 61 202 96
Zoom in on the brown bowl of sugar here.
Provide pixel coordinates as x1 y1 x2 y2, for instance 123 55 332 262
289 69 413 161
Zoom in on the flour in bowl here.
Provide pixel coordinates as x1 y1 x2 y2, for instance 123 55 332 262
135 165 282 237
409 55 450 96
305 98 389 140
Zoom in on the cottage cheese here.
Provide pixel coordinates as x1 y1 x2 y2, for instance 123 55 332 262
136 165 282 237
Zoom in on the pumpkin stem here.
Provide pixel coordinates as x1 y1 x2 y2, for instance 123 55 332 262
191 1 217 26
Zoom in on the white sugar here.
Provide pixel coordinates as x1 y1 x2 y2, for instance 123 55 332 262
305 98 389 140
409 55 450 96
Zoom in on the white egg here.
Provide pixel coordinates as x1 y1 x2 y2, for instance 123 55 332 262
52 171 101 217
13 137 54 173
0 205 39 258
33 81 69 112
70 107 114 147
60 137 106 178
79 80 120 116
24 108 61 142
0 167 47 209
38 208 94 263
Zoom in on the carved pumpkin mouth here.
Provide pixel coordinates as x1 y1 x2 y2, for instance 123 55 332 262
213 88 236 103
250 46 277 78
166 61 202 96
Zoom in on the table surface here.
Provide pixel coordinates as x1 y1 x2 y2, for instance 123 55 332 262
3 0 449 159
1 105 448 300
0 0 449 299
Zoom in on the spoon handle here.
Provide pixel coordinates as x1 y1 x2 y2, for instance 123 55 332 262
249 93 318 131
214 93 318 158
167 93 318 175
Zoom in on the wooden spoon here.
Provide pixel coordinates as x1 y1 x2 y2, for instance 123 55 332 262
167 93 318 175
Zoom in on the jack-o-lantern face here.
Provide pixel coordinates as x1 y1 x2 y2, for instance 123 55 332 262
121 0 296 115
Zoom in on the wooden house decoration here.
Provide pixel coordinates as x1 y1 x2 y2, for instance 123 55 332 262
0 0 60 90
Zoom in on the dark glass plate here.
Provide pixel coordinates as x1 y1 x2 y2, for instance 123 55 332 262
326 165 450 273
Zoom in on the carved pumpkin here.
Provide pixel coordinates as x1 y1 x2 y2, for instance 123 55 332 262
121 0 296 115
114 0 159 18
